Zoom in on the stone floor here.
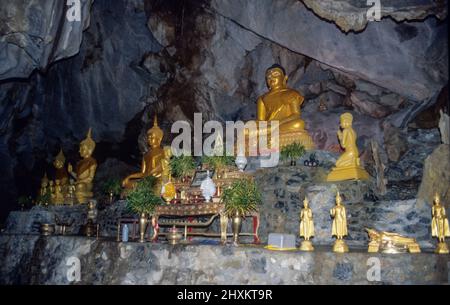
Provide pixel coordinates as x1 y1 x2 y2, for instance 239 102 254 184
0 235 448 285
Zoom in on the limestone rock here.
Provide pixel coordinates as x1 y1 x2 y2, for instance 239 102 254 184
439 109 450 144
417 144 450 207
212 0 448 102
301 0 447 32
383 123 408 162
0 0 94 80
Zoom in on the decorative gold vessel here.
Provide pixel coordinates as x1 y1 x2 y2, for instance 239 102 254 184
40 223 55 236
166 226 183 245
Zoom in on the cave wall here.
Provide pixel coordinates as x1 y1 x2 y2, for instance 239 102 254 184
0 0 448 223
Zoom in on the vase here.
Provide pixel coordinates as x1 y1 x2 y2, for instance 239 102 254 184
235 155 247 172
232 212 243 245
139 213 148 243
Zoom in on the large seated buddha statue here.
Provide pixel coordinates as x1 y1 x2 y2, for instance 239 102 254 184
68 128 98 204
245 64 314 154
122 116 165 189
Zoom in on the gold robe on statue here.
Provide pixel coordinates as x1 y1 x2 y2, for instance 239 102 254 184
299 208 314 240
331 205 348 238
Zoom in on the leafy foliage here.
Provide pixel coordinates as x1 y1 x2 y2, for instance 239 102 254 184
36 191 51 205
126 176 162 215
169 154 196 178
280 142 306 162
101 178 122 196
221 179 262 217
201 155 235 171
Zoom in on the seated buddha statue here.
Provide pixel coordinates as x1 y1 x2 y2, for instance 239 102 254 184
244 64 314 154
326 113 369 181
68 128 98 204
53 148 69 190
122 116 165 189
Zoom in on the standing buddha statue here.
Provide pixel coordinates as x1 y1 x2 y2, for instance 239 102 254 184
431 193 450 254
68 128 98 204
122 115 165 189
327 112 369 181
299 197 315 251
330 191 349 253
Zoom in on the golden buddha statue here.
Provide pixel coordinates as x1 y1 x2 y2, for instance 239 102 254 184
326 113 369 181
39 173 49 197
250 64 314 152
122 116 165 189
53 179 65 205
366 228 421 254
53 149 69 188
431 193 450 254
330 191 349 253
68 128 98 204
160 146 176 203
299 197 315 251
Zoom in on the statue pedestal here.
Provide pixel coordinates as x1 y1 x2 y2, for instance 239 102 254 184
300 240 314 251
435 242 449 254
326 166 369 182
279 130 315 150
332 239 349 253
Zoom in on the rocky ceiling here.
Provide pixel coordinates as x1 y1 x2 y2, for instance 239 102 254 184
0 0 448 222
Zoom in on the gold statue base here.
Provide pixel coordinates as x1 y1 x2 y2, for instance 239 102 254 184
299 240 314 252
435 242 449 254
332 239 349 253
279 130 315 151
326 166 369 182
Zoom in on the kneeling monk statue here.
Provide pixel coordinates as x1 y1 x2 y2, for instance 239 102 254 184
122 115 165 189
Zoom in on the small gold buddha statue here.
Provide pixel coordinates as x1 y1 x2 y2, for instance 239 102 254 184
330 191 349 253
431 193 450 254
122 115 165 189
53 179 65 205
48 180 55 204
326 113 369 181
299 197 315 251
252 64 314 151
68 128 98 204
160 146 176 203
53 148 69 189
39 173 49 197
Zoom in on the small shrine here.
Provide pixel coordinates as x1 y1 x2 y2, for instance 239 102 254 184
0 0 448 287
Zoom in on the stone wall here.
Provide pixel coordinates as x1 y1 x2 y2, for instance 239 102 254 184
0 235 448 285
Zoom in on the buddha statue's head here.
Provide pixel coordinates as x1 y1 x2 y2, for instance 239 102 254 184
163 146 173 159
80 128 96 158
266 64 288 91
147 115 164 149
303 197 309 208
336 191 342 205
53 149 66 169
434 193 441 205
340 113 353 129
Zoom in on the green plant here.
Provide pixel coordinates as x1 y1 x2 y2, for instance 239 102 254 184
169 154 196 178
201 155 235 171
221 179 262 217
126 177 162 215
101 178 122 196
280 142 306 162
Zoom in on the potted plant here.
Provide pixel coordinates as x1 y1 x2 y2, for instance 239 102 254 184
280 142 305 166
201 155 235 178
169 154 196 182
126 176 163 242
221 179 262 245
101 178 122 203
